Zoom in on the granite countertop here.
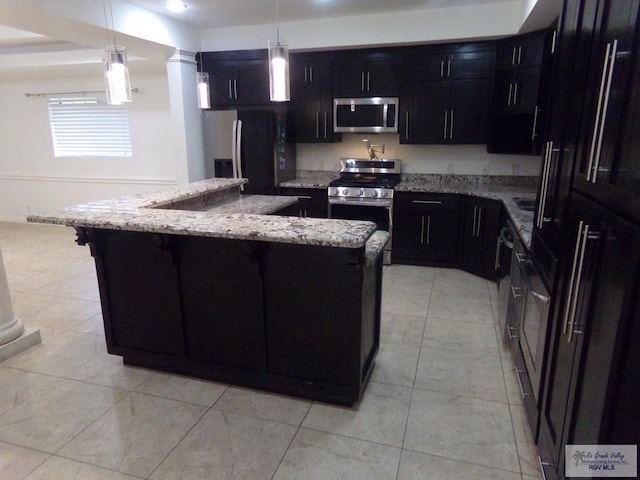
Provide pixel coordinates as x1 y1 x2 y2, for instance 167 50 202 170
279 170 339 189
27 178 378 250
396 175 537 248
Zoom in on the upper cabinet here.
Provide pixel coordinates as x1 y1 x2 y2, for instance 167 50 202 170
288 52 340 143
399 43 495 145
332 49 401 97
572 0 640 223
487 29 555 155
200 50 270 108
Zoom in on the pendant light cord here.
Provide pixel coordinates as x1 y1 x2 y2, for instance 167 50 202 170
102 0 118 46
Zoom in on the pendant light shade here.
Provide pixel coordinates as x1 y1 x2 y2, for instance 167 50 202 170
196 71 211 109
269 40 290 102
104 45 132 105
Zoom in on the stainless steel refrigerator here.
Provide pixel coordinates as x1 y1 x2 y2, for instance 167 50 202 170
203 109 296 195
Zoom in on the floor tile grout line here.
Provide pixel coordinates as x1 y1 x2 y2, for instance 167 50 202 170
269 397 314 480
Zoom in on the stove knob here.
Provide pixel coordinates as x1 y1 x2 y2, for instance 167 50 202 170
342 189 349 196
371 190 379 198
381 190 388 198
358 189 365 196
332 188 339 196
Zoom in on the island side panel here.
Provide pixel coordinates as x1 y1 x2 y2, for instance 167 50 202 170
177 236 266 371
262 243 375 392
88 229 185 357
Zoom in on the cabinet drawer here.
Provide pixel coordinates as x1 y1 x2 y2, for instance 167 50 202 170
396 193 459 211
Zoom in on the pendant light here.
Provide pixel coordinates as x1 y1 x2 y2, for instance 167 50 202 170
103 0 132 105
196 53 210 109
268 0 290 102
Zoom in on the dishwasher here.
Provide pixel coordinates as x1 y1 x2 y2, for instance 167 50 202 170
495 220 517 344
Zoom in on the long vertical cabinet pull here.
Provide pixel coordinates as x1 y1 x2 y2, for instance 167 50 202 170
476 207 483 237
472 206 478 236
508 83 514 106
405 110 410 140
531 106 540 141
561 221 597 343
587 41 616 182
449 110 454 140
228 79 233 99
426 216 431 245
537 141 552 229
420 216 425 245
443 110 449 140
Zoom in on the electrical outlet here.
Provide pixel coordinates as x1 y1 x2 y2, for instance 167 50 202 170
482 164 489 175
512 164 521 176
447 164 454 174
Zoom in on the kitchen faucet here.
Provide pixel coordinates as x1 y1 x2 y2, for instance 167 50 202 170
362 139 385 160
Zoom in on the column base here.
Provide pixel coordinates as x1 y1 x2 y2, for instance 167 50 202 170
0 326 41 363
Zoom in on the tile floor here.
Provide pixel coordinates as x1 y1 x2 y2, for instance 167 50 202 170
0 222 540 480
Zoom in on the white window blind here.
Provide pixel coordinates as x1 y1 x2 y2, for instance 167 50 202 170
48 96 132 158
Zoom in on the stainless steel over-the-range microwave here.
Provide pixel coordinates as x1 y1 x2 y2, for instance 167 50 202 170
333 97 399 133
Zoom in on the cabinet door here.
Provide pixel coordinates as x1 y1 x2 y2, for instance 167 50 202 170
448 50 495 79
234 59 270 104
279 187 328 218
208 60 236 107
94 231 184 356
402 81 451 144
496 31 547 70
573 0 640 222
333 53 399 97
450 78 491 144
179 238 266 370
392 193 460 265
538 192 640 477
458 197 501 278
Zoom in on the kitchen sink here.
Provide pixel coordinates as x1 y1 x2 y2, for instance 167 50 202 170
513 197 537 212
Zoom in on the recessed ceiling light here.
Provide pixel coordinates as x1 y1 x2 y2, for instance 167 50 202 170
166 0 188 12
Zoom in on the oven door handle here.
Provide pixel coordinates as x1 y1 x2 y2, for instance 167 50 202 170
327 198 393 208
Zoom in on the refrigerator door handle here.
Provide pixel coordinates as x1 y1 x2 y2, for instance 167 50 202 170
231 120 238 180
236 120 244 191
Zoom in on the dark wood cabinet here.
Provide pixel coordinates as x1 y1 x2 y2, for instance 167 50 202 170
333 50 400 97
400 78 491 144
488 29 555 155
81 227 381 406
263 243 379 389
400 43 494 145
278 187 328 218
178 237 266 370
88 230 184 357
201 50 270 107
392 193 460 265
537 192 640 480
572 0 640 224
404 43 495 82
288 53 340 143
458 197 501 279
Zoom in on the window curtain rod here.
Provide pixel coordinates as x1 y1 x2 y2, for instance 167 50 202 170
25 88 139 98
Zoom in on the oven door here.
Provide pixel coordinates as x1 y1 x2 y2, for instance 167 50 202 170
328 198 393 263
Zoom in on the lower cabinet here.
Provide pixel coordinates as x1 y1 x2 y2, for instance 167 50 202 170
392 193 460 266
82 228 379 406
458 196 502 278
89 230 184 356
537 192 640 479
278 187 328 218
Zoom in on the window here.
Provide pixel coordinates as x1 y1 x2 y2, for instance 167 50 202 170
48 96 132 158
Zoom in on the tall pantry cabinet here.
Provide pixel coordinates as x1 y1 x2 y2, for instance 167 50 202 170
534 1 640 479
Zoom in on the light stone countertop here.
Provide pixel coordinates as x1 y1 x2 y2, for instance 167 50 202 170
27 178 378 250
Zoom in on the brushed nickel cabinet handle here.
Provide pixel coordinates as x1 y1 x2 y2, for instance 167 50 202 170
587 41 613 182
420 216 425 245
515 368 531 398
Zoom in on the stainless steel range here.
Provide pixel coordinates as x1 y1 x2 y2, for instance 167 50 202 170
328 158 402 264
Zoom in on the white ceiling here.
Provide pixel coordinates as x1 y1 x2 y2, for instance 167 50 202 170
127 0 510 29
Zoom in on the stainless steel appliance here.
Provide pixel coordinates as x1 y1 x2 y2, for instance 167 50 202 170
203 109 296 194
507 237 551 435
333 97 399 133
327 158 402 264
495 220 516 344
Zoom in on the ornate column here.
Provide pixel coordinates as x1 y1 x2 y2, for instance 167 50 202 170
0 244 40 360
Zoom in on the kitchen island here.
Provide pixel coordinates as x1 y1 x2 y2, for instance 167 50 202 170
27 178 387 406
